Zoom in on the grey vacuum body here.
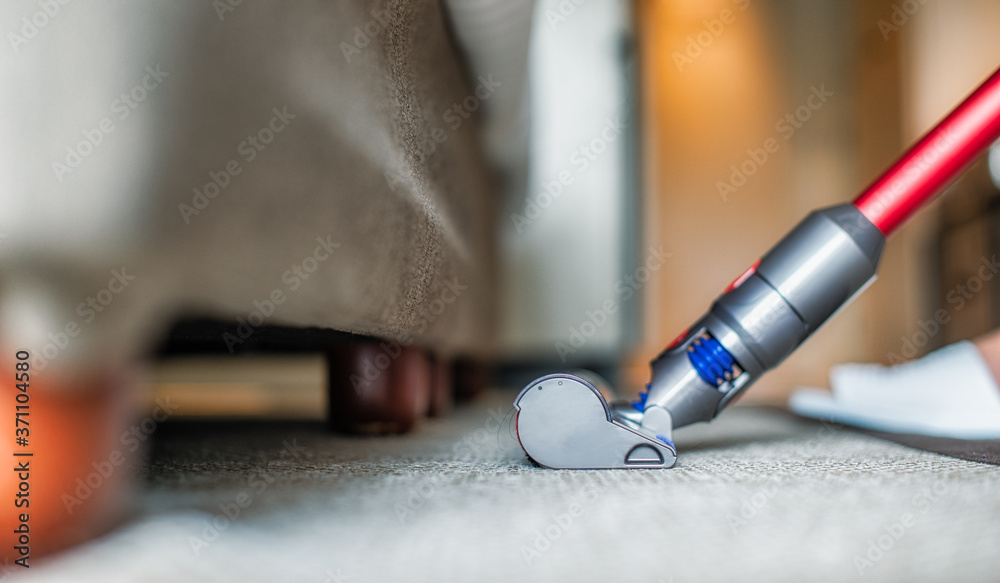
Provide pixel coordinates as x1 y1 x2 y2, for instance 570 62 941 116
513 204 885 469
514 66 1000 468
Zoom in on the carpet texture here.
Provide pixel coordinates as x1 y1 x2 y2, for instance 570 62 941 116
11 391 1000 583
859 430 1000 467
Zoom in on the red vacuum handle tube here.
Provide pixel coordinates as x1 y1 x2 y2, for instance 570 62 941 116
853 67 1000 236
641 65 1000 435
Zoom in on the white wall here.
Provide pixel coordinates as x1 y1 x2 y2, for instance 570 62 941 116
500 0 635 364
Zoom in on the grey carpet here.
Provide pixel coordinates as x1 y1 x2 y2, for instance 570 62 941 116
858 430 1000 467
13 391 1000 583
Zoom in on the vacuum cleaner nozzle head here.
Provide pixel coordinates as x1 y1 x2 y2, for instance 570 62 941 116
513 372 677 469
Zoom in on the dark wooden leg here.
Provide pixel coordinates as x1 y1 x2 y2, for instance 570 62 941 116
452 358 489 403
427 355 452 417
325 341 431 434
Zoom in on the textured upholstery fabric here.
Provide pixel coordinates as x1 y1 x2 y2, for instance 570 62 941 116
14 392 1000 582
0 0 500 380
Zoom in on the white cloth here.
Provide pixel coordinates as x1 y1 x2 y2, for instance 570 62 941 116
789 340 1000 439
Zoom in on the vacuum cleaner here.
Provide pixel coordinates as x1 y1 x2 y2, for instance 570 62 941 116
514 66 1000 469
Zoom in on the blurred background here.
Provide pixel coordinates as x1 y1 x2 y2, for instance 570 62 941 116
501 0 1000 406
8 0 999 418
137 0 1000 417
9 1 1000 573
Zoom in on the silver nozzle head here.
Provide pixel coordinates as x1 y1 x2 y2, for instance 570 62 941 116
513 373 677 469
